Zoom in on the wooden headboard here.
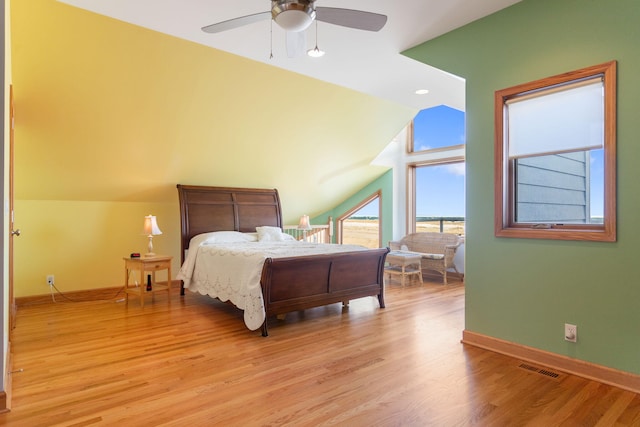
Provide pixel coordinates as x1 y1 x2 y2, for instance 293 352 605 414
176 185 283 263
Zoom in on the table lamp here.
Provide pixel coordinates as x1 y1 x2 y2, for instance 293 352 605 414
298 214 312 241
143 215 162 257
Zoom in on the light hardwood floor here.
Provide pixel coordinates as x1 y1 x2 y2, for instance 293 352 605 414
3 279 640 426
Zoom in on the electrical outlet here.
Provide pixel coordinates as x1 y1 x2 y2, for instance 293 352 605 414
46 275 54 286
564 323 577 342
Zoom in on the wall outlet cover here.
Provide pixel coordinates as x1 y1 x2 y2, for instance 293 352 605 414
564 323 577 342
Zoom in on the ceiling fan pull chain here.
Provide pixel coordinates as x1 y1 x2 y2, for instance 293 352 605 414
269 18 274 59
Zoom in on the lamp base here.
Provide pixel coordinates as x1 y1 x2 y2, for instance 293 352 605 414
145 235 156 258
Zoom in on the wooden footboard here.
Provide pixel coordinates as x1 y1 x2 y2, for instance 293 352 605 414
259 248 389 336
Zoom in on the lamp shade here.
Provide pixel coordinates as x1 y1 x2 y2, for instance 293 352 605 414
297 215 312 231
143 215 163 236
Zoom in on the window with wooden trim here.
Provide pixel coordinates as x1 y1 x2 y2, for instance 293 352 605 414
494 61 617 241
408 160 465 235
337 191 381 248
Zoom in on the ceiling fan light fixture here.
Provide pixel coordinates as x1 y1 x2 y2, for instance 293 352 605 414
307 46 325 58
272 1 316 32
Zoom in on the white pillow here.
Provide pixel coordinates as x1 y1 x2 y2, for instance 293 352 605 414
256 226 285 242
190 231 257 248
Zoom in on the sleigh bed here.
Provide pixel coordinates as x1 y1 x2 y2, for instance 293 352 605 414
176 184 389 336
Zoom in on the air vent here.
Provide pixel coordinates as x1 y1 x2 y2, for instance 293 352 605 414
518 363 561 379
538 369 560 378
519 363 539 372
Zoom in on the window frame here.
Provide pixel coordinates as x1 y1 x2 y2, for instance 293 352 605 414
337 190 382 248
494 61 617 242
407 157 465 234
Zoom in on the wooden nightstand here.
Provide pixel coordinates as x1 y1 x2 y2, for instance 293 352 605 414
123 255 173 307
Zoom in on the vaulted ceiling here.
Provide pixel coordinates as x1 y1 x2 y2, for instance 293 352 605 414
57 0 521 111
13 1 520 220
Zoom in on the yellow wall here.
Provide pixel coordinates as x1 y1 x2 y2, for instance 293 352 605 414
15 200 177 295
11 1 414 297
4 0 11 390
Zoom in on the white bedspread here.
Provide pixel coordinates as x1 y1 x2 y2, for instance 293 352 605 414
176 240 367 331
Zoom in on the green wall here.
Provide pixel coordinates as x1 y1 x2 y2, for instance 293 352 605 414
405 0 640 374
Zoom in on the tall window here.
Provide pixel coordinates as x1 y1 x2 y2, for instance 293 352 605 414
408 104 466 233
494 61 616 241
338 192 381 249
411 162 465 235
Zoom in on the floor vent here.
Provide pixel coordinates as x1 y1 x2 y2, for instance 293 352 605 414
519 363 539 372
518 363 561 379
538 369 560 378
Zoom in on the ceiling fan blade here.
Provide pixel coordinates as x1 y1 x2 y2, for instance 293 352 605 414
285 31 306 58
202 11 271 34
315 7 387 32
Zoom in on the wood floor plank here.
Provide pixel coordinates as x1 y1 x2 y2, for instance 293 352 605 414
2 280 639 426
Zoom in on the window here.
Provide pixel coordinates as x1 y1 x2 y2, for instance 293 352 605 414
337 191 381 249
409 105 465 153
409 162 465 235
406 105 466 235
494 61 617 241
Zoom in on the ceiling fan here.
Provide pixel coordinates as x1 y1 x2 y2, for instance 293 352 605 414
202 0 388 35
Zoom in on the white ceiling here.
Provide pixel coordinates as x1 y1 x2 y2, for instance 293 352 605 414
57 0 520 111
